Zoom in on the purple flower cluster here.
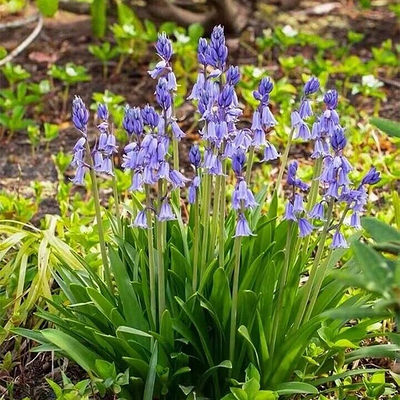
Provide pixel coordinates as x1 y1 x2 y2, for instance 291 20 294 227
122 33 189 226
231 150 257 237
70 97 117 185
251 77 279 160
186 26 280 236
291 77 320 141
284 85 381 248
283 161 314 237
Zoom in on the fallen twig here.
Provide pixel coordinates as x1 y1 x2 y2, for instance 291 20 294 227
0 14 43 67
0 13 39 31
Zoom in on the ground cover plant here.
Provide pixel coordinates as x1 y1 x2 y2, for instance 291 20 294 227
0 1 399 399
5 25 399 399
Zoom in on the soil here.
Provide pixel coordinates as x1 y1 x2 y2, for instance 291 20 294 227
0 1 399 398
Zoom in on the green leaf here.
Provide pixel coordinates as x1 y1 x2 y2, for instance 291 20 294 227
362 217 400 243
91 0 107 38
370 117 400 138
143 341 158 400
41 329 99 372
276 382 318 395
238 325 260 369
37 0 58 17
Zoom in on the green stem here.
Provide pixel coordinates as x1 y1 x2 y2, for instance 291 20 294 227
270 221 293 355
209 175 221 259
62 85 70 117
85 140 112 289
200 173 212 275
300 157 323 260
218 162 227 269
293 200 334 330
275 128 294 196
145 185 156 328
157 182 165 325
245 146 255 185
111 170 122 235
192 196 200 292
229 236 242 364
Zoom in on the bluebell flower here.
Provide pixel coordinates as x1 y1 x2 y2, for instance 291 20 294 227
324 89 338 110
298 218 314 237
171 120 185 140
287 161 309 191
142 105 159 128
97 103 109 121
156 32 173 61
188 73 205 100
198 37 208 65
309 202 325 221
148 60 171 79
293 193 304 213
331 126 347 152
218 85 234 108
232 149 246 175
207 25 228 68
263 141 279 161
158 199 175 221
130 172 143 192
226 66 240 86
189 144 201 168
123 106 144 136
291 110 302 128
71 165 87 185
284 201 297 221
299 99 312 119
169 170 189 188
261 105 277 127
156 78 172 110
72 96 89 132
361 167 381 186
304 76 320 96
234 213 253 237
93 151 103 170
188 175 201 204
331 230 348 248
294 121 311 140
232 180 257 210
349 212 361 229
133 210 148 229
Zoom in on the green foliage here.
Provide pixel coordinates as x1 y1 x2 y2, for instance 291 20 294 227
0 217 83 342
371 117 400 139
48 63 91 87
36 0 58 17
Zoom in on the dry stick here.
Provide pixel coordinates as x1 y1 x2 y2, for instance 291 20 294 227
0 14 43 67
0 13 39 30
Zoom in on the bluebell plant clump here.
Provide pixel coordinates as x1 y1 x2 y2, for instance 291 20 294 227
70 25 380 259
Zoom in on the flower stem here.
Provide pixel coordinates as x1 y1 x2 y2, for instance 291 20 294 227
293 200 334 330
111 169 122 235
270 220 293 355
145 185 156 329
300 157 323 261
85 141 112 289
218 165 227 269
229 236 242 363
275 128 294 196
209 175 221 259
157 181 165 326
192 196 200 292
245 146 255 185
200 173 212 275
